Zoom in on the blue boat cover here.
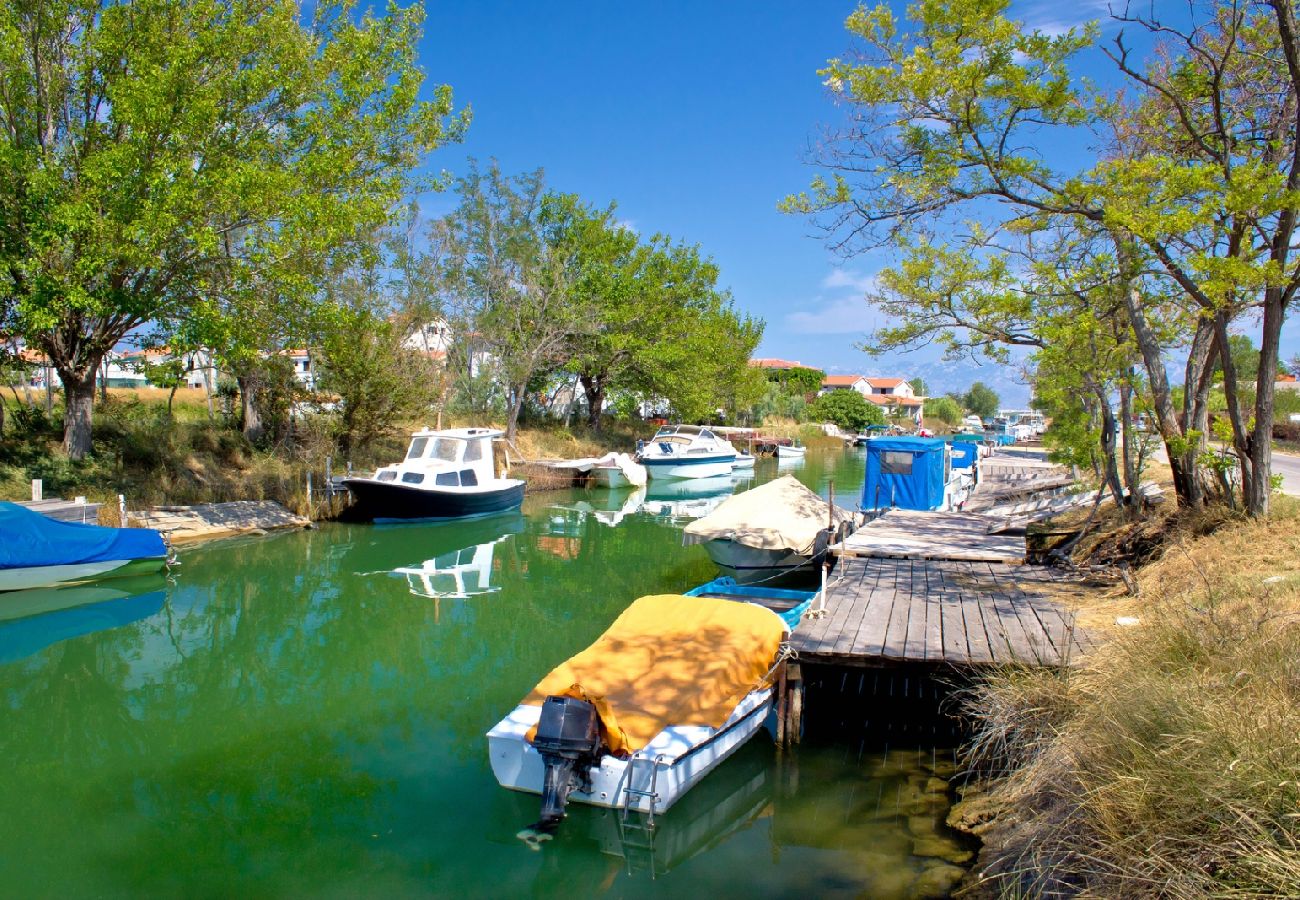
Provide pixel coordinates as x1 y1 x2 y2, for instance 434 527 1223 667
950 442 978 470
862 438 947 511
0 502 166 570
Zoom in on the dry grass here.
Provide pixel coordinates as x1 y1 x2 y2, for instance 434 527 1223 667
958 498 1300 898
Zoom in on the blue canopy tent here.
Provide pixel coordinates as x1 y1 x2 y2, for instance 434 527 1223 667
950 442 979 471
861 438 948 511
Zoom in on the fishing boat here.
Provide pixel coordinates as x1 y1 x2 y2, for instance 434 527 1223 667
342 427 524 522
684 576 819 630
0 502 169 593
861 436 975 512
682 475 856 584
590 452 647 489
487 594 788 833
775 443 806 460
637 425 737 480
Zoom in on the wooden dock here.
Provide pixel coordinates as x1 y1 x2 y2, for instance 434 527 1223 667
792 557 1092 668
128 500 309 544
835 508 1025 564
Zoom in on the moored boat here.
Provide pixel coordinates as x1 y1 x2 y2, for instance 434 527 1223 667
590 451 647 488
682 475 856 584
487 594 788 833
731 449 756 470
637 425 736 480
684 576 819 630
0 502 169 593
861 436 975 512
775 443 806 459
342 427 524 522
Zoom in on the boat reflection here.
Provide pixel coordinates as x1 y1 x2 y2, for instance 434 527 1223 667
550 488 648 530
640 476 738 522
0 578 167 664
567 739 774 878
382 509 525 600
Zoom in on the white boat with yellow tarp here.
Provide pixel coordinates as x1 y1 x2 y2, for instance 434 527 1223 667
486 594 788 833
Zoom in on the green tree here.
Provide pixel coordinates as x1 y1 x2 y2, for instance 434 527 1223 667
808 389 884 432
769 366 826 396
785 0 1300 516
924 396 962 427
962 382 1000 420
0 0 465 458
908 376 927 396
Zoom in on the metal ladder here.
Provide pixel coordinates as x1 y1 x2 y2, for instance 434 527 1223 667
618 753 664 877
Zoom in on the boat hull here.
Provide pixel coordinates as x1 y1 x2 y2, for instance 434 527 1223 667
775 446 806 459
641 454 735 480
591 466 630 489
342 478 525 522
0 556 167 593
487 688 773 814
700 539 818 584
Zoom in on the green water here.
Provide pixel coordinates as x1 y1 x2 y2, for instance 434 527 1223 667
0 447 973 898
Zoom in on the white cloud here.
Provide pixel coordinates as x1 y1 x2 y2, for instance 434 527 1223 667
1013 0 1113 37
615 219 638 234
820 268 876 294
786 295 877 335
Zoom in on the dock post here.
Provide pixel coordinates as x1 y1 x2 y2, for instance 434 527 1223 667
775 661 788 749
306 470 313 513
786 663 804 746
118 494 127 527
31 478 42 501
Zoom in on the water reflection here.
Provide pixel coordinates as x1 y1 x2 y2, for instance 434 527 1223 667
0 582 166 664
641 475 738 521
390 521 524 600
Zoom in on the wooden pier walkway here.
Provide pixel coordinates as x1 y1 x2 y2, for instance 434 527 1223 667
792 557 1092 668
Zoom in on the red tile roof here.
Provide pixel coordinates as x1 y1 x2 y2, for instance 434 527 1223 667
749 358 803 369
866 377 905 388
822 374 866 387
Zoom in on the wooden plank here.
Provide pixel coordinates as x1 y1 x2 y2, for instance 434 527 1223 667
847 560 894 659
956 564 995 664
793 558 867 658
984 563 1047 665
829 564 873 657
903 561 931 662
937 561 971 664
880 559 911 659
835 508 1025 564
921 562 945 663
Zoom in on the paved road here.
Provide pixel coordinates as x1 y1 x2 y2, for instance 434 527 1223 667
1272 450 1300 496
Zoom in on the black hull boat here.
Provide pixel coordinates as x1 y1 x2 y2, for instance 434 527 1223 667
342 478 524 522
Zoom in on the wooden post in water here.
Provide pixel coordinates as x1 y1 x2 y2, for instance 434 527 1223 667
775 661 788 749
787 662 804 746
306 470 313 516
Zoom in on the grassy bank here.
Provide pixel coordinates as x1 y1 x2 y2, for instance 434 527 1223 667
955 500 1300 898
2 392 821 510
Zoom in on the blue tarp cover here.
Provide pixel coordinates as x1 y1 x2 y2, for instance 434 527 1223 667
862 437 947 511
950 442 978 470
0 503 166 570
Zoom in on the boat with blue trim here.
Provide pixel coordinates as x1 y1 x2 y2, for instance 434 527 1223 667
637 425 737 480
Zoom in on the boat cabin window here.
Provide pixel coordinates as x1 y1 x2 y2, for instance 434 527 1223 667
459 469 478 486
699 428 716 441
377 470 397 482
463 440 483 463
880 451 914 475
435 472 459 486
430 439 462 463
406 437 428 459
401 472 425 484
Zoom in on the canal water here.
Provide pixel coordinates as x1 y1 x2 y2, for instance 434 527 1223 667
0 446 974 898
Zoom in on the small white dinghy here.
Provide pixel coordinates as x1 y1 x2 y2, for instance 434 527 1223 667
775 443 806 459
487 594 787 837
590 452 647 489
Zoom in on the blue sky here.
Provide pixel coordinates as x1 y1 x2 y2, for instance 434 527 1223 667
413 1 1297 407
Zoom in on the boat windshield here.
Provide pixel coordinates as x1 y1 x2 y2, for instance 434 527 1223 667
406 437 428 459
427 438 463 462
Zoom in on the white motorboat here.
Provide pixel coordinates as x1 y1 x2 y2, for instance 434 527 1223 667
683 475 856 584
637 425 737 480
731 450 756 469
342 427 525 522
775 443 806 460
590 452 647 489
487 594 788 833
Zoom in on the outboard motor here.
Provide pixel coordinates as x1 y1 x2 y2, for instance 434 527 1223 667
528 695 603 834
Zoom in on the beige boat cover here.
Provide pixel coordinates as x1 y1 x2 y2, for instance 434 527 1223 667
523 594 786 756
682 474 848 553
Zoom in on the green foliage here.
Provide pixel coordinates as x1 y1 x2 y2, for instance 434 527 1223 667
807 390 884 432
962 382 1000 419
924 396 963 426
766 366 825 396
0 0 465 455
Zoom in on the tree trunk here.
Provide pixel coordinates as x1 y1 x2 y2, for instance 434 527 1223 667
238 374 265 443
59 367 96 459
1096 388 1125 507
1118 375 1139 506
1247 287 1286 516
505 382 525 441
580 374 605 431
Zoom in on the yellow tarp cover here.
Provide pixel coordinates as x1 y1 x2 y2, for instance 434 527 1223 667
523 594 787 757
